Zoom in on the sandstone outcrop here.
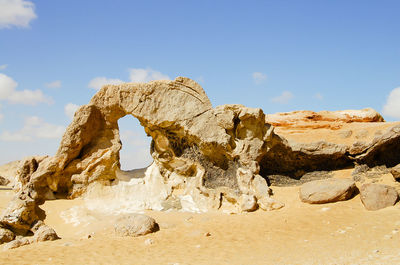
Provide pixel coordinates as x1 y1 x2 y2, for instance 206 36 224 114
299 178 357 204
360 183 398 210
114 214 159 237
1 77 400 246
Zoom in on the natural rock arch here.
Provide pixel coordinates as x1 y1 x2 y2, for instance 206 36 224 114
2 76 400 244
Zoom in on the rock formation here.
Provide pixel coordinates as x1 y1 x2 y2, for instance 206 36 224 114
1 77 400 246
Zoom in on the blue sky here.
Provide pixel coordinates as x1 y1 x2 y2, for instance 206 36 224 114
0 0 399 168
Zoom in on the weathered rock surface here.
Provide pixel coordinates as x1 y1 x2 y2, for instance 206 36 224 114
299 178 357 204
1 77 400 246
390 164 400 181
0 227 15 244
31 220 59 242
0 176 10 186
3 236 30 250
114 214 159 237
360 183 398 210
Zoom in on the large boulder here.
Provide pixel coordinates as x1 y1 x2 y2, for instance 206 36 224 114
360 183 398 211
114 214 159 237
299 178 357 204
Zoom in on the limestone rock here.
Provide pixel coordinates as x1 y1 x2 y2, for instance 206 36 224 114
2 77 400 243
0 227 15 244
0 176 10 186
360 183 398 210
3 237 30 250
31 221 60 242
390 164 400 181
239 194 258 212
114 214 159 237
300 178 356 204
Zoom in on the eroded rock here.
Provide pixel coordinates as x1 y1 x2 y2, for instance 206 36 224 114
300 178 356 204
114 214 159 237
360 183 398 210
0 227 15 244
1 77 400 247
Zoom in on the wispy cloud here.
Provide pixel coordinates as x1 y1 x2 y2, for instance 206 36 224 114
45 80 61 89
382 87 400 120
89 68 170 91
314 93 323 100
64 103 80 120
129 68 170 83
252 72 267 84
0 0 37 29
0 116 65 141
88 77 124 90
0 64 7 70
271 91 294 104
0 73 53 105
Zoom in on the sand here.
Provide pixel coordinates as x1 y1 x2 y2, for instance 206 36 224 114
1 173 400 265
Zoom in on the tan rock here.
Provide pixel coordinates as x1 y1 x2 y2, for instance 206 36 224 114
0 227 15 244
3 237 30 250
239 194 258 212
31 220 59 242
2 77 400 245
114 214 159 237
300 178 356 204
360 183 398 211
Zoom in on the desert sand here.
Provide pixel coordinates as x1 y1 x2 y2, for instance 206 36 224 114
1 171 399 265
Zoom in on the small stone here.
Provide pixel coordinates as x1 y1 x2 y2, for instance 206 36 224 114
204 232 211 237
144 238 154 245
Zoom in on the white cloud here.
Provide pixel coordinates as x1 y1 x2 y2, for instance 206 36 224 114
129 68 170 83
64 103 80 120
314 93 323 100
88 68 170 91
382 87 400 120
7 89 53 105
88 77 124 90
0 116 65 142
252 72 267 84
0 104 3 121
271 91 294 104
0 0 37 29
0 73 53 105
45 80 61 88
0 64 7 70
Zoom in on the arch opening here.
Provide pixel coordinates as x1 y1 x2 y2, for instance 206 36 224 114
117 115 153 173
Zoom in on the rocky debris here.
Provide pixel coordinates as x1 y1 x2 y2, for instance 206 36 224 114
299 178 357 204
267 171 334 186
31 220 59 242
352 164 391 182
390 164 400 181
0 227 15 244
0 176 10 186
3 236 30 250
258 197 285 211
114 214 159 237
360 183 399 210
239 194 258 212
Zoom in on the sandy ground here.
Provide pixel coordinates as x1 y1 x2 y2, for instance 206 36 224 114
1 172 400 265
